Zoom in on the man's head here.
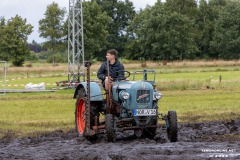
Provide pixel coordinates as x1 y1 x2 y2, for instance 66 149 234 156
106 49 118 62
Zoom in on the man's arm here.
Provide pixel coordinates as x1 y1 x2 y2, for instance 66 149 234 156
97 63 106 81
118 63 125 79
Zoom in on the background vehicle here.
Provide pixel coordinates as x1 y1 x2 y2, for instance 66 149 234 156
74 61 178 142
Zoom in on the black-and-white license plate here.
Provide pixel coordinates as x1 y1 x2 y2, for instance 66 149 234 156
133 109 156 116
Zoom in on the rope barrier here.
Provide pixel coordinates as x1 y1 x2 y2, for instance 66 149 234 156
1 83 57 87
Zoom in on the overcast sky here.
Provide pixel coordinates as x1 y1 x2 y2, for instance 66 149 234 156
0 0 157 43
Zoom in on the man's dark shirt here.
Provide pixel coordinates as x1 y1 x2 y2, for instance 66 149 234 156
97 61 124 85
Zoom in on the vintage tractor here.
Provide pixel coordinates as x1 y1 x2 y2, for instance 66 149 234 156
74 61 178 142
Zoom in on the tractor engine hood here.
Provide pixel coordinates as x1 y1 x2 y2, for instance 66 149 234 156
114 81 153 90
113 81 136 89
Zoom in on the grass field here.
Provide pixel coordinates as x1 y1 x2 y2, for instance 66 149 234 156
0 60 240 139
0 90 75 138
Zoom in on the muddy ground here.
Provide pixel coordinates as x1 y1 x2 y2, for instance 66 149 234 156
1 119 240 160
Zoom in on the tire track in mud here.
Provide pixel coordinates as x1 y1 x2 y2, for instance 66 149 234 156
1 119 240 160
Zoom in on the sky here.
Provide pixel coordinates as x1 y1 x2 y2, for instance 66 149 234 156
0 0 158 43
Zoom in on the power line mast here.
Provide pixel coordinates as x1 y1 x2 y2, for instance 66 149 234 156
68 0 85 85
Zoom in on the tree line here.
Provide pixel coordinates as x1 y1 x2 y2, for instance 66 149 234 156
0 0 240 66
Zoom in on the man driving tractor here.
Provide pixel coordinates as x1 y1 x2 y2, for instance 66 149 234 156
97 49 125 90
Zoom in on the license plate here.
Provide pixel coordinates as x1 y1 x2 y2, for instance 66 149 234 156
133 109 156 116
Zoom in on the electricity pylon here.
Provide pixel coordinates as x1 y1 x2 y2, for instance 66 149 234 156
68 0 85 85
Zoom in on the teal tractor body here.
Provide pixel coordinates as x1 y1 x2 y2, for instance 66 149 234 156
112 80 158 126
74 64 178 142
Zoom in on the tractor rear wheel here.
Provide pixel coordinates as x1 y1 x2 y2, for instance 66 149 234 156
75 88 99 138
105 114 115 142
167 110 178 142
75 88 86 136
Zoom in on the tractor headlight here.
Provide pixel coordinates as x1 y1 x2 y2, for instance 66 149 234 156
154 92 162 100
119 91 130 100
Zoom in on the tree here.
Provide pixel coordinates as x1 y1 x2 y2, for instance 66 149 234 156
195 0 213 58
126 2 198 61
165 0 198 19
0 17 8 61
95 0 136 56
195 0 227 59
28 40 45 53
0 15 33 66
82 1 111 60
211 1 240 59
39 2 66 53
63 1 111 61
125 7 152 60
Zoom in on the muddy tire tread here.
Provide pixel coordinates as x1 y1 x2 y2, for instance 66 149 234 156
167 110 178 142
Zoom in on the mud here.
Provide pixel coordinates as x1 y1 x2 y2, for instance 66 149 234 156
1 119 240 160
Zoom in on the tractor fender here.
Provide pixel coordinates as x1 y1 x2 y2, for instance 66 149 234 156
73 82 103 101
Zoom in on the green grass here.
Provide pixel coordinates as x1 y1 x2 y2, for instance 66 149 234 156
0 62 240 139
1 89 239 139
3 71 240 90
0 90 76 138
2 64 240 89
159 89 240 123
157 70 240 81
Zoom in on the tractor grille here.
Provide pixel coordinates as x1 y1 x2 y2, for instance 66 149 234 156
136 90 150 104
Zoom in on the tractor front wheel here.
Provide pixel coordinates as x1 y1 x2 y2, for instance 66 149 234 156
167 110 178 142
105 114 115 142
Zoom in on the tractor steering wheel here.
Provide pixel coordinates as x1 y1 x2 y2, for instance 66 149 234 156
113 70 131 81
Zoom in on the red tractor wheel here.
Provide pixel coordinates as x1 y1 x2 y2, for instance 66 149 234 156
75 88 87 136
76 98 86 135
75 88 100 139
